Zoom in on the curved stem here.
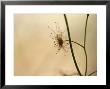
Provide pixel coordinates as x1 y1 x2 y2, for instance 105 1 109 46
65 40 84 48
84 48 88 75
88 71 97 76
66 39 88 76
84 14 89 47
84 14 89 75
64 14 82 76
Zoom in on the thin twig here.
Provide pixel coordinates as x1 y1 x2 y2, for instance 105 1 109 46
64 14 82 76
84 48 87 76
88 71 97 76
84 14 89 47
65 40 84 48
84 14 89 76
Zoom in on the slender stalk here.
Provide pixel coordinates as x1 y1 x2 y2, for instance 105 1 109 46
65 40 84 48
84 48 87 75
64 14 82 76
88 71 97 76
84 14 89 47
84 14 89 76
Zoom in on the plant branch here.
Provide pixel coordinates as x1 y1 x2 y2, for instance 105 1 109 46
84 14 89 76
84 48 87 75
88 71 97 76
65 40 84 48
84 14 89 48
64 14 82 76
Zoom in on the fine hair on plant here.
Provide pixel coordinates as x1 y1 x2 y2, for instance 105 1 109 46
48 22 70 55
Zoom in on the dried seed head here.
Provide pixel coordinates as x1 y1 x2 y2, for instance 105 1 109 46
48 22 69 55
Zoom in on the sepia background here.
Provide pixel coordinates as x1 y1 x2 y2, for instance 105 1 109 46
14 14 97 76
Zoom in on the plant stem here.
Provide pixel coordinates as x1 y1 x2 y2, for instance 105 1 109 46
84 14 89 76
64 14 82 76
84 14 89 47
84 48 87 75
65 40 84 48
88 71 97 76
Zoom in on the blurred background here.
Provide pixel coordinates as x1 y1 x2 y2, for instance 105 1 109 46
14 14 97 76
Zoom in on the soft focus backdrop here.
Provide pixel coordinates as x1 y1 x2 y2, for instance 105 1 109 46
14 14 97 76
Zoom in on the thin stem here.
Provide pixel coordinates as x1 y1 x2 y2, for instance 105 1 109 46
84 14 89 47
88 71 97 76
65 40 84 48
64 14 82 76
84 48 87 75
84 14 89 76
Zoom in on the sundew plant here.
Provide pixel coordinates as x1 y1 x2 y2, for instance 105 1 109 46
48 14 97 76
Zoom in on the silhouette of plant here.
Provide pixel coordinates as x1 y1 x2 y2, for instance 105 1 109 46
48 14 97 76
64 14 97 76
